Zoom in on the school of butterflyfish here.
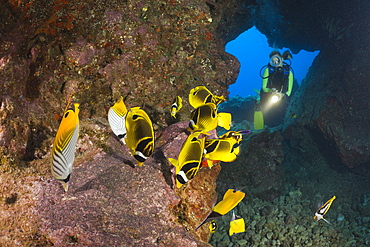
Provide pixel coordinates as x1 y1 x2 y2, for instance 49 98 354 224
51 86 337 236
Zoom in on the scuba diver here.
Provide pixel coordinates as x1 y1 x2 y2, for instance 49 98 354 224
254 50 294 129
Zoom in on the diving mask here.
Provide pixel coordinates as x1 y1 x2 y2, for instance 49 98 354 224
270 55 283 67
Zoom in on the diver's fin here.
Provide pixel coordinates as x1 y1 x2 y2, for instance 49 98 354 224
254 109 264 130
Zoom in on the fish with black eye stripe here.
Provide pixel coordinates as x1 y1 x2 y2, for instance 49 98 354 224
108 96 154 166
168 132 206 188
188 85 225 108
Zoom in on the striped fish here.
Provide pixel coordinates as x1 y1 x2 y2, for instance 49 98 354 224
188 86 225 109
125 107 154 166
203 130 250 167
168 132 205 188
314 196 336 225
51 103 80 191
189 103 231 133
170 96 183 118
195 189 245 231
108 96 129 143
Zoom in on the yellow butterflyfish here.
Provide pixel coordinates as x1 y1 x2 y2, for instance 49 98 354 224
51 103 80 192
188 85 225 108
168 132 205 188
108 96 129 143
125 107 154 166
195 189 245 231
188 103 231 133
170 96 183 118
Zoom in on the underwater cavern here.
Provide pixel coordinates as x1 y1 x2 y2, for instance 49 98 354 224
0 0 369 246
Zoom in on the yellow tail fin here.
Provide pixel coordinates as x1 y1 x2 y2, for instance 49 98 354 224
217 112 232 130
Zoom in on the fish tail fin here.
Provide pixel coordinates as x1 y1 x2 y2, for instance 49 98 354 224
217 113 232 130
322 217 333 226
168 158 179 168
62 181 69 192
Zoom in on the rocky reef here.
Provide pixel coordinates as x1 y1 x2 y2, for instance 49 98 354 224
1 0 369 246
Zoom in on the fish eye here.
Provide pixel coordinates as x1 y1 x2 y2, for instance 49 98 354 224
64 112 70 118
133 114 139 120
191 137 198 142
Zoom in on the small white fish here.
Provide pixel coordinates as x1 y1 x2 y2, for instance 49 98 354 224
314 196 336 225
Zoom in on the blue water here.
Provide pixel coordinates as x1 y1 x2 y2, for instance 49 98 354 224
226 26 319 98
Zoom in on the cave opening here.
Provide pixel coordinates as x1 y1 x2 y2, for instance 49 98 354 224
226 26 319 98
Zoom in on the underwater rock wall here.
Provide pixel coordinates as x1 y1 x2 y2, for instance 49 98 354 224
283 44 370 169
0 0 240 245
0 0 239 166
253 0 370 169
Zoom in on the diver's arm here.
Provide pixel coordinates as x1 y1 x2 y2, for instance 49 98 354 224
262 68 270 93
286 70 293 97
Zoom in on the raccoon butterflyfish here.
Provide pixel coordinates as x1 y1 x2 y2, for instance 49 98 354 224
209 220 218 233
189 103 231 133
189 86 225 108
229 211 245 236
202 130 250 167
168 132 205 188
314 196 336 225
203 138 240 167
108 96 129 143
51 103 80 192
219 130 251 141
125 107 154 166
195 189 245 231
170 96 183 118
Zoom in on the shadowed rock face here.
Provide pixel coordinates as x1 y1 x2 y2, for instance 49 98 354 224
216 130 285 201
0 0 240 166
